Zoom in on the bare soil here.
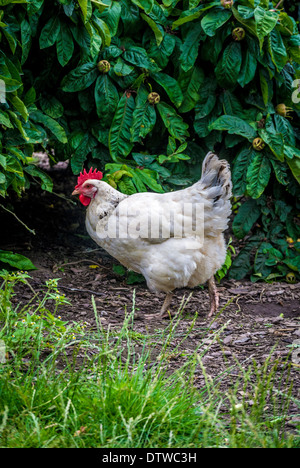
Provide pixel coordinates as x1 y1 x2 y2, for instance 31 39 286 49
1 167 299 427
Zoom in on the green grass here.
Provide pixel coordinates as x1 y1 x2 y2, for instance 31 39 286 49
0 271 299 448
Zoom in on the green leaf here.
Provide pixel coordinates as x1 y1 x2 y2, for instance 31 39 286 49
259 68 273 107
114 58 134 76
24 166 53 192
179 23 203 72
56 22 74 67
30 110 68 144
95 74 119 127
215 42 242 88
98 1 121 36
113 264 126 276
209 115 257 142
126 271 145 284
259 129 284 162
268 28 287 72
78 0 92 22
135 168 164 192
223 91 246 119
284 145 300 160
157 101 189 142
283 257 300 272
178 66 205 113
254 242 274 277
201 9 231 37
141 13 164 46
172 3 219 29
7 110 27 139
0 250 36 271
232 7 257 38
8 96 29 122
274 114 296 147
232 147 256 196
238 50 257 87
229 236 263 280
270 159 289 186
70 133 98 174
147 33 176 69
61 63 98 92
246 151 271 199
132 153 155 166
151 72 183 108
109 92 135 161
172 11 201 29
0 110 13 128
3 28 17 55
286 154 300 185
118 176 136 194
194 78 217 118
91 0 108 13
131 0 154 14
20 19 31 64
254 6 279 49
40 96 64 119
288 34 300 64
123 45 155 70
194 112 216 138
92 17 111 48
0 154 7 170
130 86 156 142
39 16 60 49
233 199 261 239
24 87 36 107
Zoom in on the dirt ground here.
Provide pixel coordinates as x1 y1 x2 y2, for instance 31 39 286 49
1 165 299 427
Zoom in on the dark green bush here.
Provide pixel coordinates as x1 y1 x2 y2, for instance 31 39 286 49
0 0 299 280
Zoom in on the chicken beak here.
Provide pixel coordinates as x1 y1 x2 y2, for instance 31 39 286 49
72 188 80 196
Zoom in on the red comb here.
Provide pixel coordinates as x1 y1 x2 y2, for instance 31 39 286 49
76 168 103 188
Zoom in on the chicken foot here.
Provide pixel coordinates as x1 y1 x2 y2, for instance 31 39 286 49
207 276 219 318
144 292 174 320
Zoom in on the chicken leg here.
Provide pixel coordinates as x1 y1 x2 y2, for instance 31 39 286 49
144 292 174 320
207 276 219 318
159 292 174 317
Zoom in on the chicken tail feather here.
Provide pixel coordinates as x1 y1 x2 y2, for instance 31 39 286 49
199 152 232 235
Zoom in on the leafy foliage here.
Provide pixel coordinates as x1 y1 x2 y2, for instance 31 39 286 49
0 250 36 271
0 0 299 280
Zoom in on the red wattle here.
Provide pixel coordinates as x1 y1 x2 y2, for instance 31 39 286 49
79 194 91 206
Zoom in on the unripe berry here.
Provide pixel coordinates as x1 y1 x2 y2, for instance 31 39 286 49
252 138 265 151
97 60 111 73
148 92 160 105
232 27 245 41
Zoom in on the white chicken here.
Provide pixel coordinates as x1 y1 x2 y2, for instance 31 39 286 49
72 153 232 318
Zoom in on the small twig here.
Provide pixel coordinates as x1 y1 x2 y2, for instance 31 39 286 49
274 0 284 10
0 203 36 235
73 248 101 255
24 279 37 296
57 259 111 271
50 190 77 206
54 285 105 297
30 278 104 297
259 287 266 302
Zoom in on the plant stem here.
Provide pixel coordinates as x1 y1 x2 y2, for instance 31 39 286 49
0 204 36 235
